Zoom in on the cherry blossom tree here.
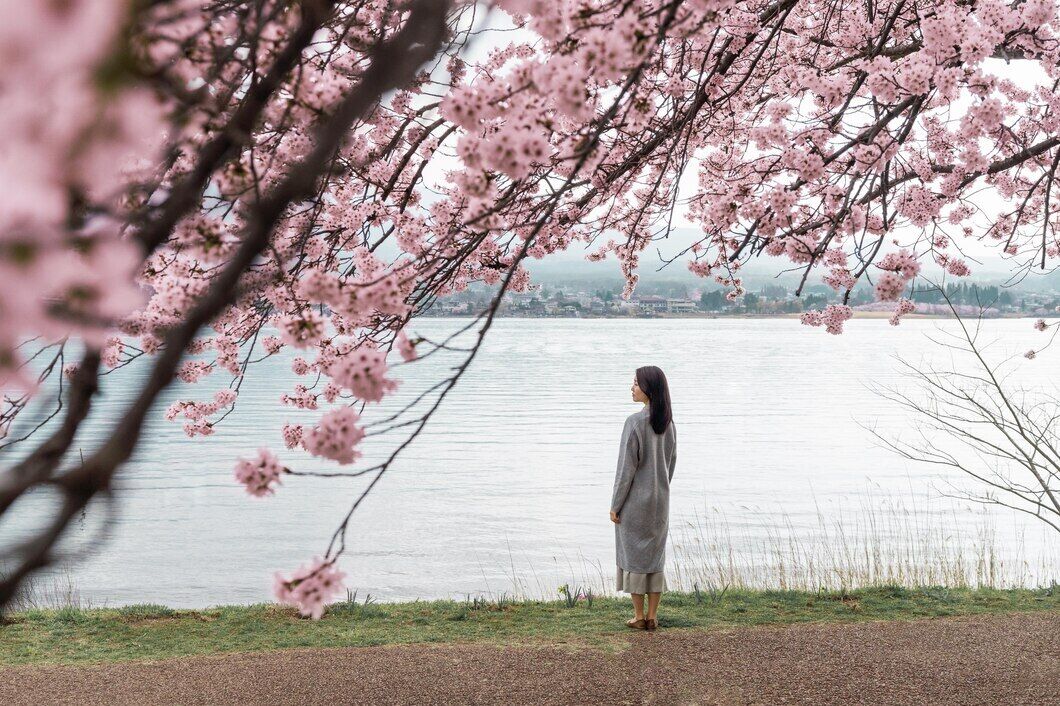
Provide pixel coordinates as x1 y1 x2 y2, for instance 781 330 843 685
2 0 1060 616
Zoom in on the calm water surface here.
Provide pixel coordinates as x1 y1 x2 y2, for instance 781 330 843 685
2 317 1057 607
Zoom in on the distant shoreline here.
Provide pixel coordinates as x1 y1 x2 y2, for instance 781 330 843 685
420 311 1038 320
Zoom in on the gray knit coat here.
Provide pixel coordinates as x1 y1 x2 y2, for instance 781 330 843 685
610 405 677 574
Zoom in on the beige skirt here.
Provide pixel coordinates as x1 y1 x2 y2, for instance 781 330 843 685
616 566 667 594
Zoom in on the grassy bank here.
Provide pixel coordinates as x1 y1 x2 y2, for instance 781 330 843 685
3 585 1058 667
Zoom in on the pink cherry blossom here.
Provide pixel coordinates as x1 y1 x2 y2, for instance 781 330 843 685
800 311 823 327
302 406 366 465
100 337 124 368
889 298 917 326
395 330 418 362
234 448 286 497
276 311 327 350
282 424 304 450
945 259 972 277
874 272 907 302
328 343 399 403
262 336 283 355
273 557 346 620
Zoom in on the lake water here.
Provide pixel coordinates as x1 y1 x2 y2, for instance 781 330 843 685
2 317 1058 608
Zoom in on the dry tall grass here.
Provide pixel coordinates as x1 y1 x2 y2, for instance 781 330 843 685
2 568 87 612
667 489 1058 594
495 487 1059 603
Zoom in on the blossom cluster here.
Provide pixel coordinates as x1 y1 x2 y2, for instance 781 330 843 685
874 249 922 302
233 448 286 497
0 1 166 389
800 304 855 335
273 557 346 619
166 389 238 438
889 298 917 327
326 342 399 403
302 406 366 465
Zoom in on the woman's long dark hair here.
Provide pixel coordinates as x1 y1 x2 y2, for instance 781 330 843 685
636 366 672 434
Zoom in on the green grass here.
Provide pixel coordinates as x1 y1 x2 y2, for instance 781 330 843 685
2 585 1058 667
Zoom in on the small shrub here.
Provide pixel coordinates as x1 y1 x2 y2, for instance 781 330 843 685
52 607 89 625
118 604 176 621
446 608 469 621
557 584 592 608
877 584 910 599
819 588 861 602
920 586 956 603
328 591 386 620
762 589 800 603
558 584 575 608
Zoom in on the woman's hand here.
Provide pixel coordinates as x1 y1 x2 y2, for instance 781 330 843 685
610 510 620 524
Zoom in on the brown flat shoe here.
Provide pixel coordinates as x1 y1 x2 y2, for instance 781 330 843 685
645 618 658 631
626 618 647 630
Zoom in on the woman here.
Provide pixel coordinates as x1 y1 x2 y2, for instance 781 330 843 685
610 365 676 632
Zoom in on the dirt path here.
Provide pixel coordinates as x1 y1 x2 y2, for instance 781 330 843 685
3 611 1058 705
